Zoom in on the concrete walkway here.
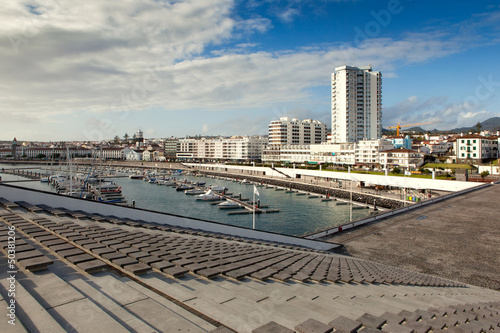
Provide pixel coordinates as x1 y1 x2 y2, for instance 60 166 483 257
322 183 500 291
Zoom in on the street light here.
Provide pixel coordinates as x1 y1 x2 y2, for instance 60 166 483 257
350 175 357 222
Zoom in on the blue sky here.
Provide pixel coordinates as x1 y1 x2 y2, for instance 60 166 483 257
1 0 500 141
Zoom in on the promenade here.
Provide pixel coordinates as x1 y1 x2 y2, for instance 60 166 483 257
322 182 500 291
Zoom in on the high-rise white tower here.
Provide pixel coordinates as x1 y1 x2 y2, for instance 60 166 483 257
331 65 382 143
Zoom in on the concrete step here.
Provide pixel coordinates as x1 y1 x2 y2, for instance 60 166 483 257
0 257 66 333
60 272 158 332
13 262 130 332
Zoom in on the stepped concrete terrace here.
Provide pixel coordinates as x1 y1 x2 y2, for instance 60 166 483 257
0 185 499 332
322 182 500 292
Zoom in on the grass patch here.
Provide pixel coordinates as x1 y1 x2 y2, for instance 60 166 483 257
423 163 475 170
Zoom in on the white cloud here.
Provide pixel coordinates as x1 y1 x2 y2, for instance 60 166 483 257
383 95 499 131
1 1 500 140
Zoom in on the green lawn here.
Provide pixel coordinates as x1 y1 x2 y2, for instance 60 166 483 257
321 168 453 179
423 163 475 170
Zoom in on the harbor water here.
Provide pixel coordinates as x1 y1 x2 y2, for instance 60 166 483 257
0 165 372 236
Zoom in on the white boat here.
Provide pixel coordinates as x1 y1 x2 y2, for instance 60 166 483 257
210 185 226 192
196 189 223 201
40 177 49 183
218 201 241 209
240 179 250 184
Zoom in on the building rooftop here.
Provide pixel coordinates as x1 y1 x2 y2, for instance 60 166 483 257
322 183 500 291
0 186 499 332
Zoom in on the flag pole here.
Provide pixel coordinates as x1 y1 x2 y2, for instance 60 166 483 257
252 188 255 230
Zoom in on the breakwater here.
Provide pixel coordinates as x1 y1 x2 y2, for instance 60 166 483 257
0 168 48 180
188 168 403 210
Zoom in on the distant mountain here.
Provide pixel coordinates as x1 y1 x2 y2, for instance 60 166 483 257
383 117 500 135
447 117 500 133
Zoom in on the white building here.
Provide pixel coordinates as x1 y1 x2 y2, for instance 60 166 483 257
0 149 13 158
310 143 355 165
455 135 499 163
354 139 393 165
379 149 424 169
23 147 91 159
268 117 327 145
177 136 267 161
126 150 143 161
92 147 124 160
331 65 382 143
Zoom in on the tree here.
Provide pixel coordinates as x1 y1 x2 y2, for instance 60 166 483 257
113 135 120 144
480 170 490 179
391 166 401 174
123 133 129 143
476 121 482 133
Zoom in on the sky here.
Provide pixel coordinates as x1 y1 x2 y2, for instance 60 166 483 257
1 0 500 141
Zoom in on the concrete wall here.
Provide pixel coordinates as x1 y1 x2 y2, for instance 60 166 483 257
276 168 480 192
0 183 337 251
185 163 481 192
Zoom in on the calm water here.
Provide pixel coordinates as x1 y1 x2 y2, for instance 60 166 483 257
1 164 372 236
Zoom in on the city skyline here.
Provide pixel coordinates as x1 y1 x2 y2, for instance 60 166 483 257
2 0 500 141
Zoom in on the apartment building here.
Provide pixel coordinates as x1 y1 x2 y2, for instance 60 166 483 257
331 65 382 143
455 135 499 163
268 117 327 145
379 149 424 169
177 136 267 161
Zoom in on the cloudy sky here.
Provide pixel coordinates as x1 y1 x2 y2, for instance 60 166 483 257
2 0 500 141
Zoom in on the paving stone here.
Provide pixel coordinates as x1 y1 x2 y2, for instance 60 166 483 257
151 260 175 271
252 321 294 333
35 235 59 242
109 243 129 250
380 312 406 325
138 255 162 265
13 244 36 253
128 251 150 260
101 239 122 246
83 242 106 250
360 327 385 333
16 249 44 261
381 322 414 333
328 316 362 333
30 231 53 238
91 247 115 256
163 265 189 278
18 256 53 272
46 242 74 251
102 251 127 261
74 239 97 246
273 271 292 281
118 247 141 255
357 313 387 329
112 257 139 267
295 318 332 333
172 258 194 266
57 248 86 258
66 253 96 264
184 262 208 273
123 262 151 275
251 268 279 281
76 259 108 273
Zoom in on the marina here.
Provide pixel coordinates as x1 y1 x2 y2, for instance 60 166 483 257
0 164 373 237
